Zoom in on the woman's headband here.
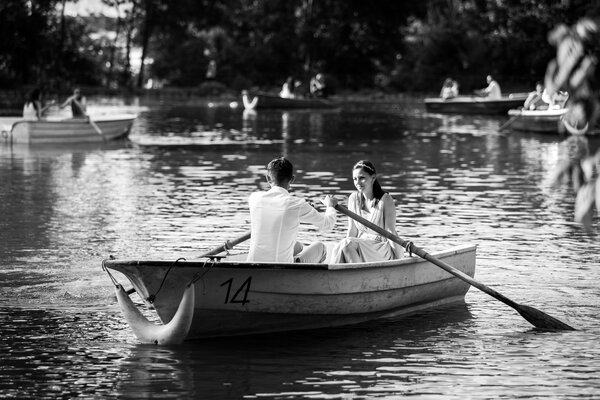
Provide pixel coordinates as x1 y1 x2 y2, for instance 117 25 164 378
354 161 376 174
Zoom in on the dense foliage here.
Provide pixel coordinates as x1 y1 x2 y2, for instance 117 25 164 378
544 17 600 230
0 0 598 94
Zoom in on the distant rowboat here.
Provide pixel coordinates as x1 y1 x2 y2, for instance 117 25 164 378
424 93 529 114
0 114 137 144
242 91 338 110
505 108 568 133
102 243 476 342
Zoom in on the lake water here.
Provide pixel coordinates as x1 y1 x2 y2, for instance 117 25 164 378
1 97 599 399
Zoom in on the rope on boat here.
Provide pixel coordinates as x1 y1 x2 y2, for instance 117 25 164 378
189 259 217 289
103 255 218 303
223 239 235 254
103 256 196 345
102 258 119 286
147 257 186 303
102 256 188 303
405 241 414 257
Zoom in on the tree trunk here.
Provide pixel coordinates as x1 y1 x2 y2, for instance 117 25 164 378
108 2 122 88
137 0 154 88
56 0 67 90
123 2 137 89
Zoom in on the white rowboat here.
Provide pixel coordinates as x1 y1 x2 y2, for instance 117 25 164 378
103 244 476 342
424 93 529 114
0 113 137 144
506 108 568 133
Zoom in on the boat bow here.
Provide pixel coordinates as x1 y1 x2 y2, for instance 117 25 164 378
114 283 195 345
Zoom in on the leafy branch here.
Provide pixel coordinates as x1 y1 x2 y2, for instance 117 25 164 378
545 18 600 230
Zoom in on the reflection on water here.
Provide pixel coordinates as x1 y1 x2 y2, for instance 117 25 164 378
1 99 599 398
112 305 476 399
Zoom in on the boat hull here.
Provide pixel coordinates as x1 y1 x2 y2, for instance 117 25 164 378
104 244 476 338
2 114 136 144
424 94 528 114
507 108 567 133
244 92 337 109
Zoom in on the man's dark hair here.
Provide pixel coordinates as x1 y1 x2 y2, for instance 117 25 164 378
267 157 293 183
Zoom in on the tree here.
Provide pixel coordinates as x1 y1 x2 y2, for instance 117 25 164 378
1 0 598 94
545 18 600 230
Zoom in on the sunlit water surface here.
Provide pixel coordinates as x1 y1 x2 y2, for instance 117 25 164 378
1 97 599 399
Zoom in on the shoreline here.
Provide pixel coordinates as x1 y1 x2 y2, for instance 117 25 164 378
0 83 530 116
0 87 433 116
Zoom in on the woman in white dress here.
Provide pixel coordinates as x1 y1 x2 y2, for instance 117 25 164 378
330 160 404 263
23 89 42 120
279 77 296 99
22 88 53 120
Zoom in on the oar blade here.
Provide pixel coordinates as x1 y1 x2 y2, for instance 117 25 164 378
334 204 577 332
516 304 575 331
499 111 521 131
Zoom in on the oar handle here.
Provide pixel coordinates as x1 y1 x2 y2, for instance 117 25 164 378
334 204 516 307
198 232 251 258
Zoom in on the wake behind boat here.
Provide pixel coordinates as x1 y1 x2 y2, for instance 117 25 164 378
424 93 528 114
103 243 476 343
0 113 137 144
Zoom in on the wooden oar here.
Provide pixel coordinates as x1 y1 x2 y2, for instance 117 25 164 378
197 232 251 258
72 98 105 139
87 117 104 138
334 204 575 331
40 99 56 117
126 232 251 295
499 110 522 131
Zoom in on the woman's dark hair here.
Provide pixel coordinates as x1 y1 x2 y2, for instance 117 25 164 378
353 160 387 207
24 89 41 114
26 89 40 104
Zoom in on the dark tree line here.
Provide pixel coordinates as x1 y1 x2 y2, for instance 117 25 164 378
0 0 598 94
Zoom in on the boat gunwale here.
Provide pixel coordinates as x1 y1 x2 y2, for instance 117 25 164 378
8 113 138 126
102 243 477 272
424 93 528 104
507 108 568 117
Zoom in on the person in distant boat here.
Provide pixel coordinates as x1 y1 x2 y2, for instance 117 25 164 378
22 88 54 120
543 89 569 109
60 87 87 118
205 59 217 80
330 160 404 264
309 73 326 98
247 157 338 263
524 82 549 110
478 75 502 99
280 77 299 99
440 77 459 100
242 90 258 110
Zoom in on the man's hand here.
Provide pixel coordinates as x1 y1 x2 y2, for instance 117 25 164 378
321 195 338 208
